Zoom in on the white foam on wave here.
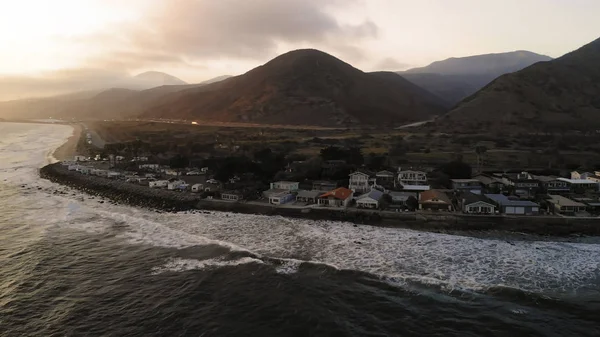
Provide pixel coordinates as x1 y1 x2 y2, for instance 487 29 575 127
152 257 264 275
2 122 600 294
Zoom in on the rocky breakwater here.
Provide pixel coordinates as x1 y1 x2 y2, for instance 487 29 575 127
39 163 200 211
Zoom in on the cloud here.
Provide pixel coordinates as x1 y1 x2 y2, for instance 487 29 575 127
375 58 412 71
0 68 130 100
81 0 378 69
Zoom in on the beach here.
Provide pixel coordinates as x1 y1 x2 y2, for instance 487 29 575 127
51 123 82 161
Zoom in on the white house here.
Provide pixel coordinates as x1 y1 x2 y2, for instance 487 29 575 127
165 169 180 176
191 184 204 193
149 180 168 188
139 164 160 171
461 193 496 214
221 192 243 201
268 191 296 205
356 189 384 209
349 171 373 193
398 170 427 186
318 188 353 208
107 171 121 179
168 180 187 190
270 181 299 191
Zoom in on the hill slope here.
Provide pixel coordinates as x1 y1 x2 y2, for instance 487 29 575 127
439 37 600 132
400 51 552 105
141 49 447 126
132 71 187 87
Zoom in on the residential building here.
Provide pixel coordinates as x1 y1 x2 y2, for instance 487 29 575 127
375 170 396 187
191 184 204 193
221 192 243 202
398 170 427 186
296 190 324 204
349 171 374 194
388 191 417 207
139 164 160 171
502 172 540 197
472 174 505 192
419 190 454 211
557 178 599 193
400 185 430 192
571 171 593 180
107 171 121 179
484 194 540 215
547 195 587 216
573 197 600 214
167 180 186 190
356 189 384 209
270 181 299 192
533 175 570 194
165 169 180 176
318 187 353 207
451 179 483 194
460 192 496 214
268 191 296 205
149 180 168 188
312 180 337 191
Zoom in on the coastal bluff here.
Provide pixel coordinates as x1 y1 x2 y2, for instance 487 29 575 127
40 162 600 237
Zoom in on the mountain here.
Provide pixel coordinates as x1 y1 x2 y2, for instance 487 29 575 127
131 71 187 87
438 37 600 132
140 49 447 126
400 51 552 105
199 75 232 85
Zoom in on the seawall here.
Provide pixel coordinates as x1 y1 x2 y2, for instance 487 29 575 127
39 163 600 236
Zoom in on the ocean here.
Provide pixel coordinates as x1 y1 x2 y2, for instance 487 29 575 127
1 122 599 336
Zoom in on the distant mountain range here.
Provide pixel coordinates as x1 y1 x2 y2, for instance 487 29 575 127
0 49 447 127
132 71 187 87
138 49 447 126
400 51 552 105
438 37 600 132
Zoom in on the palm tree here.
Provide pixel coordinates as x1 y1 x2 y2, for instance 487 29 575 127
475 145 487 173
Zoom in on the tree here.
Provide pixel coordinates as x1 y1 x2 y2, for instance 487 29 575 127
169 154 190 169
475 145 487 173
379 193 393 210
406 196 418 211
439 161 472 179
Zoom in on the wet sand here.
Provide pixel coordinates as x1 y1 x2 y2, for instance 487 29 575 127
52 124 82 161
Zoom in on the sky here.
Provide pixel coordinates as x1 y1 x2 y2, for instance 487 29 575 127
0 0 599 100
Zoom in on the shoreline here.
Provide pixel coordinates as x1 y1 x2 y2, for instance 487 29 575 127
52 124 82 161
39 162 600 238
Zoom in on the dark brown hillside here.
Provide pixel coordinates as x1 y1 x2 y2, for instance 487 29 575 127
141 49 447 126
440 37 600 133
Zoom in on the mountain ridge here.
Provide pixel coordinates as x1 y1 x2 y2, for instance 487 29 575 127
438 37 600 132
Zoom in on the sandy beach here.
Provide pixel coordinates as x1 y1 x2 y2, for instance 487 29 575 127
52 123 82 161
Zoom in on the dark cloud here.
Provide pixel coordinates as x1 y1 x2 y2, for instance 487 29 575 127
86 0 378 68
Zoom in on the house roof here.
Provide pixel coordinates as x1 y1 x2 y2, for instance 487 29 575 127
420 190 452 204
350 169 374 177
473 174 503 186
357 189 384 202
461 192 494 206
401 185 431 191
484 194 539 207
319 187 353 200
297 190 324 199
558 178 599 185
451 179 481 183
263 188 289 197
389 191 416 198
532 175 560 183
376 170 395 177
273 181 299 185
547 195 586 207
